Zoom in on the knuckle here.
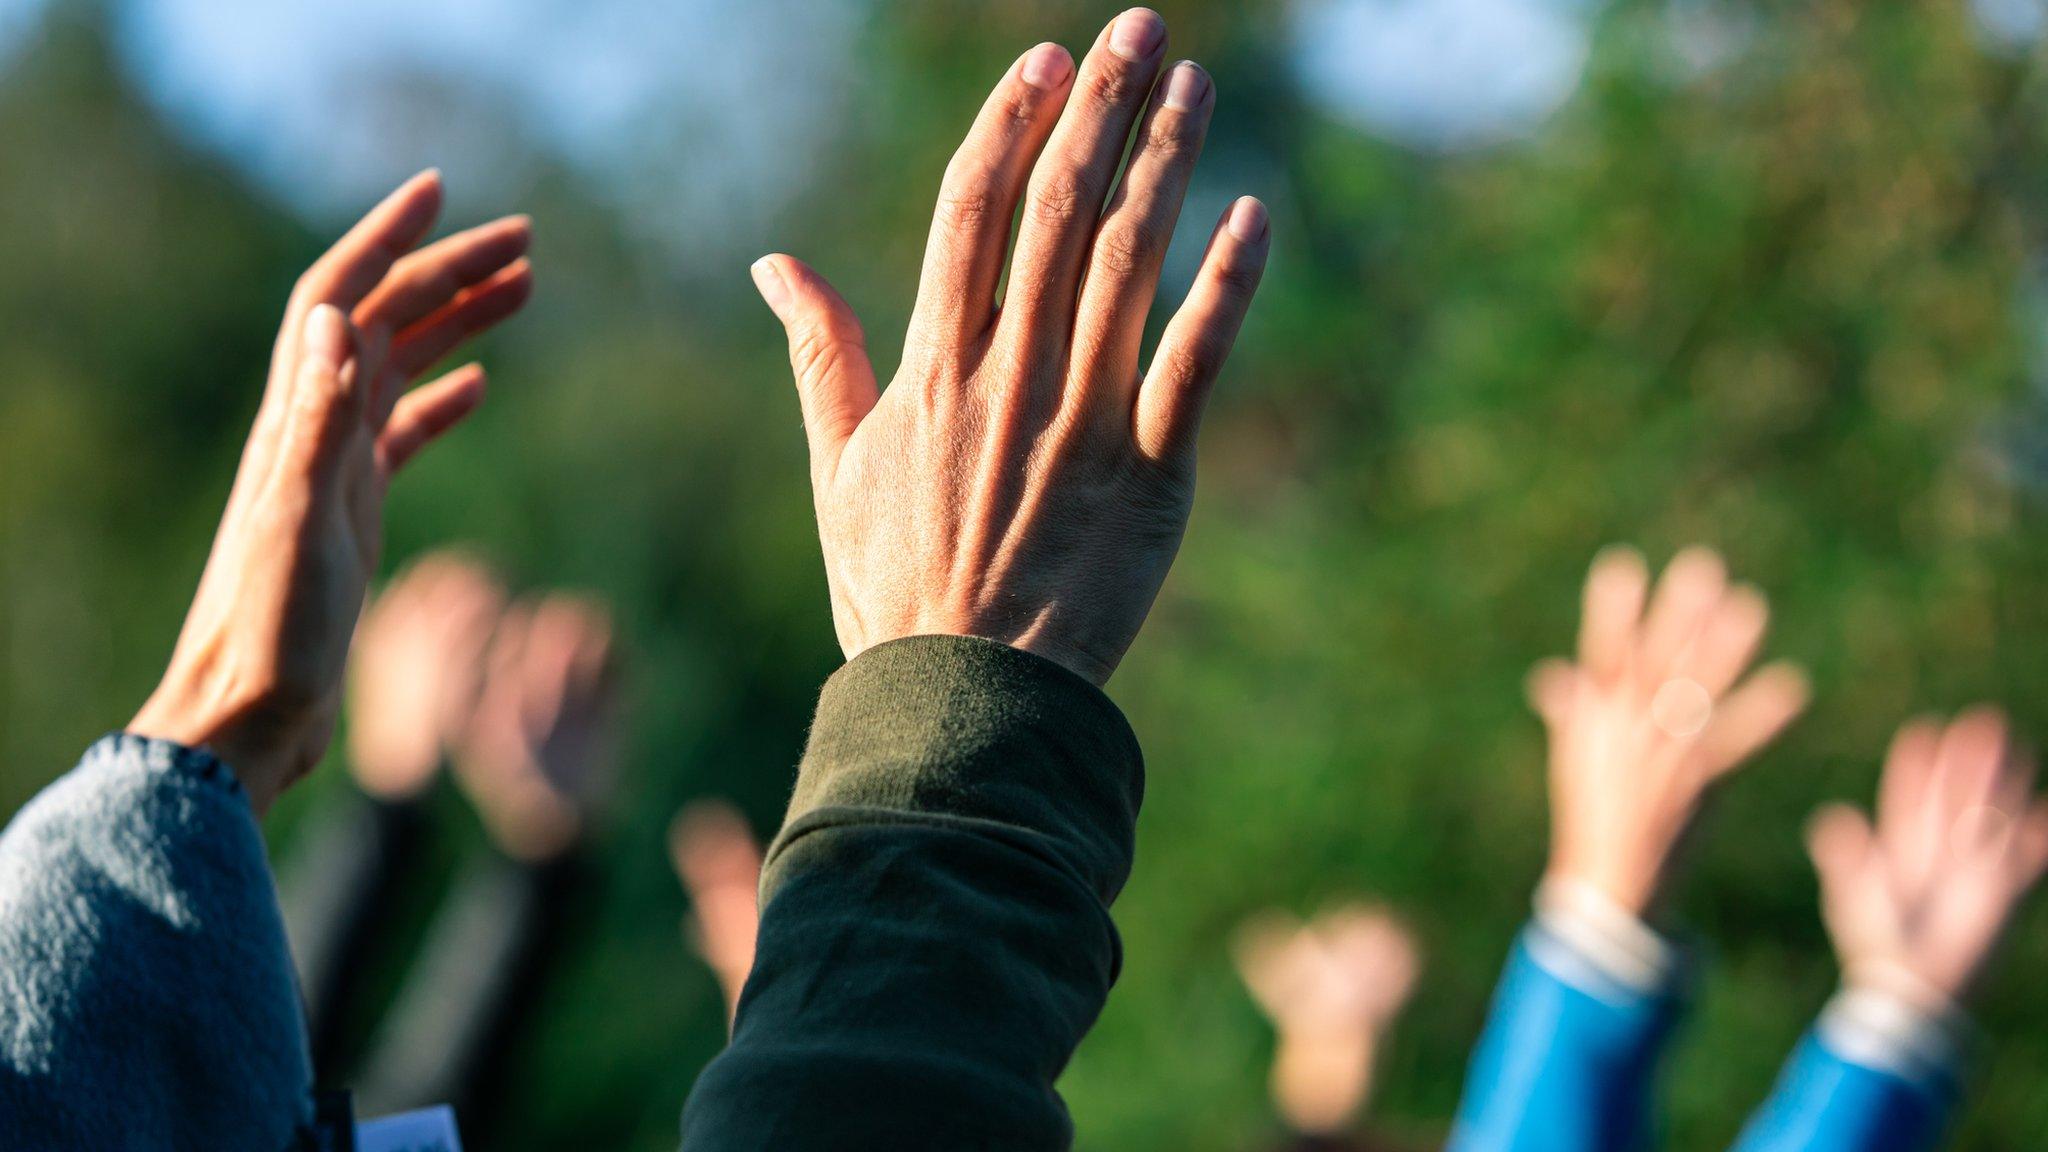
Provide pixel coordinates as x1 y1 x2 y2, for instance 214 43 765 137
935 178 1002 233
1141 116 1194 157
1094 222 1158 278
1027 170 1092 229
1084 64 1140 107
1213 256 1263 295
1160 340 1216 387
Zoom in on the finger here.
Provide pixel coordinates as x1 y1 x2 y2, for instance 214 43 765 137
1692 661 1809 779
1132 197 1270 462
1933 706 2011 825
382 258 534 405
907 43 1074 351
356 214 533 338
376 365 486 476
1070 60 1214 401
1676 583 1770 696
752 255 880 477
1577 546 1649 683
2012 804 2048 887
1524 658 1578 726
1640 547 1728 677
280 304 367 481
998 8 1169 361
1806 803 1877 895
1875 717 1945 882
279 171 444 377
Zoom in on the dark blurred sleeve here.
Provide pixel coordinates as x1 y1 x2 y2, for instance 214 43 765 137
279 791 430 1074
679 635 1145 1152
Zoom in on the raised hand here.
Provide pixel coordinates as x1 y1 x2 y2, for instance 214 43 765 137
1529 547 1810 915
1234 906 1421 1134
750 7 1270 684
345 551 506 800
669 800 765 1022
454 594 620 861
1808 709 2048 1005
130 173 533 812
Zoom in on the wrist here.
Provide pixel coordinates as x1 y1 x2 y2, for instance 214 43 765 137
131 676 329 815
1541 857 1661 920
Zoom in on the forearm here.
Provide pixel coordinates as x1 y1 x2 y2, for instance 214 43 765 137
1448 881 1688 1152
0 734 314 1149
679 635 1144 1151
1731 984 1964 1152
279 790 431 1071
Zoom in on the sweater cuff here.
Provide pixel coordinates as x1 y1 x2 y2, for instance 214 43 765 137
775 634 1145 905
1818 963 1973 1086
1529 877 1683 1001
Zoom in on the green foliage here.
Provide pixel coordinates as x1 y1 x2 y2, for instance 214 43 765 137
4 2 2048 1148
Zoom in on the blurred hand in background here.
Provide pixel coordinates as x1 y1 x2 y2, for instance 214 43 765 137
455 594 621 862
1528 546 1811 917
1234 905 1421 1136
750 7 1271 684
1808 709 2048 1007
346 552 506 801
669 800 764 1024
130 172 534 812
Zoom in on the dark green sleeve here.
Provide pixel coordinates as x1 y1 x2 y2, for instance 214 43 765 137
679 635 1145 1151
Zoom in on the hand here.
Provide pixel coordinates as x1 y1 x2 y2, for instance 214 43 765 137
750 8 1270 684
454 594 620 861
670 800 765 1021
1233 906 1420 1134
1807 709 2048 1005
131 172 533 812
345 552 506 800
1529 546 1810 916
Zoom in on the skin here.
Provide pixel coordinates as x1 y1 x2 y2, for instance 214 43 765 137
1233 906 1421 1135
751 8 1271 684
345 551 506 801
130 172 533 813
669 800 765 1025
1528 546 1811 917
452 594 620 862
1808 709 2048 1005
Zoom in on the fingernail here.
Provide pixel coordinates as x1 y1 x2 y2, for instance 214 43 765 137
1162 61 1209 111
750 257 790 318
1020 43 1072 90
1109 8 1165 61
1226 196 1268 242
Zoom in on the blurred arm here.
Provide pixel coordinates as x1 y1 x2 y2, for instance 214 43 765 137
1730 987 1963 1152
679 635 1144 1151
1447 882 1688 1152
0 735 314 1148
279 790 431 1073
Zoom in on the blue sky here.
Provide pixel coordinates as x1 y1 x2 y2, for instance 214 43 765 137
1 0 2035 247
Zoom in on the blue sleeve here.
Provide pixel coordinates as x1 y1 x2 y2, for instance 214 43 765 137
1730 1032 1957 1152
0 734 315 1149
1447 924 1687 1152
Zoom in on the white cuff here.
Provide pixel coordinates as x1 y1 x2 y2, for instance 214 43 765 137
1817 965 1969 1083
1531 876 1679 996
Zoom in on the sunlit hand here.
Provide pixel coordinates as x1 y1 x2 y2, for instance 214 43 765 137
1528 547 1810 916
131 172 533 813
1233 906 1420 1133
454 594 620 861
345 552 505 800
750 8 1270 684
1807 709 2048 1005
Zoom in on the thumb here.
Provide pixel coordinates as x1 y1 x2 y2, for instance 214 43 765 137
751 255 878 475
